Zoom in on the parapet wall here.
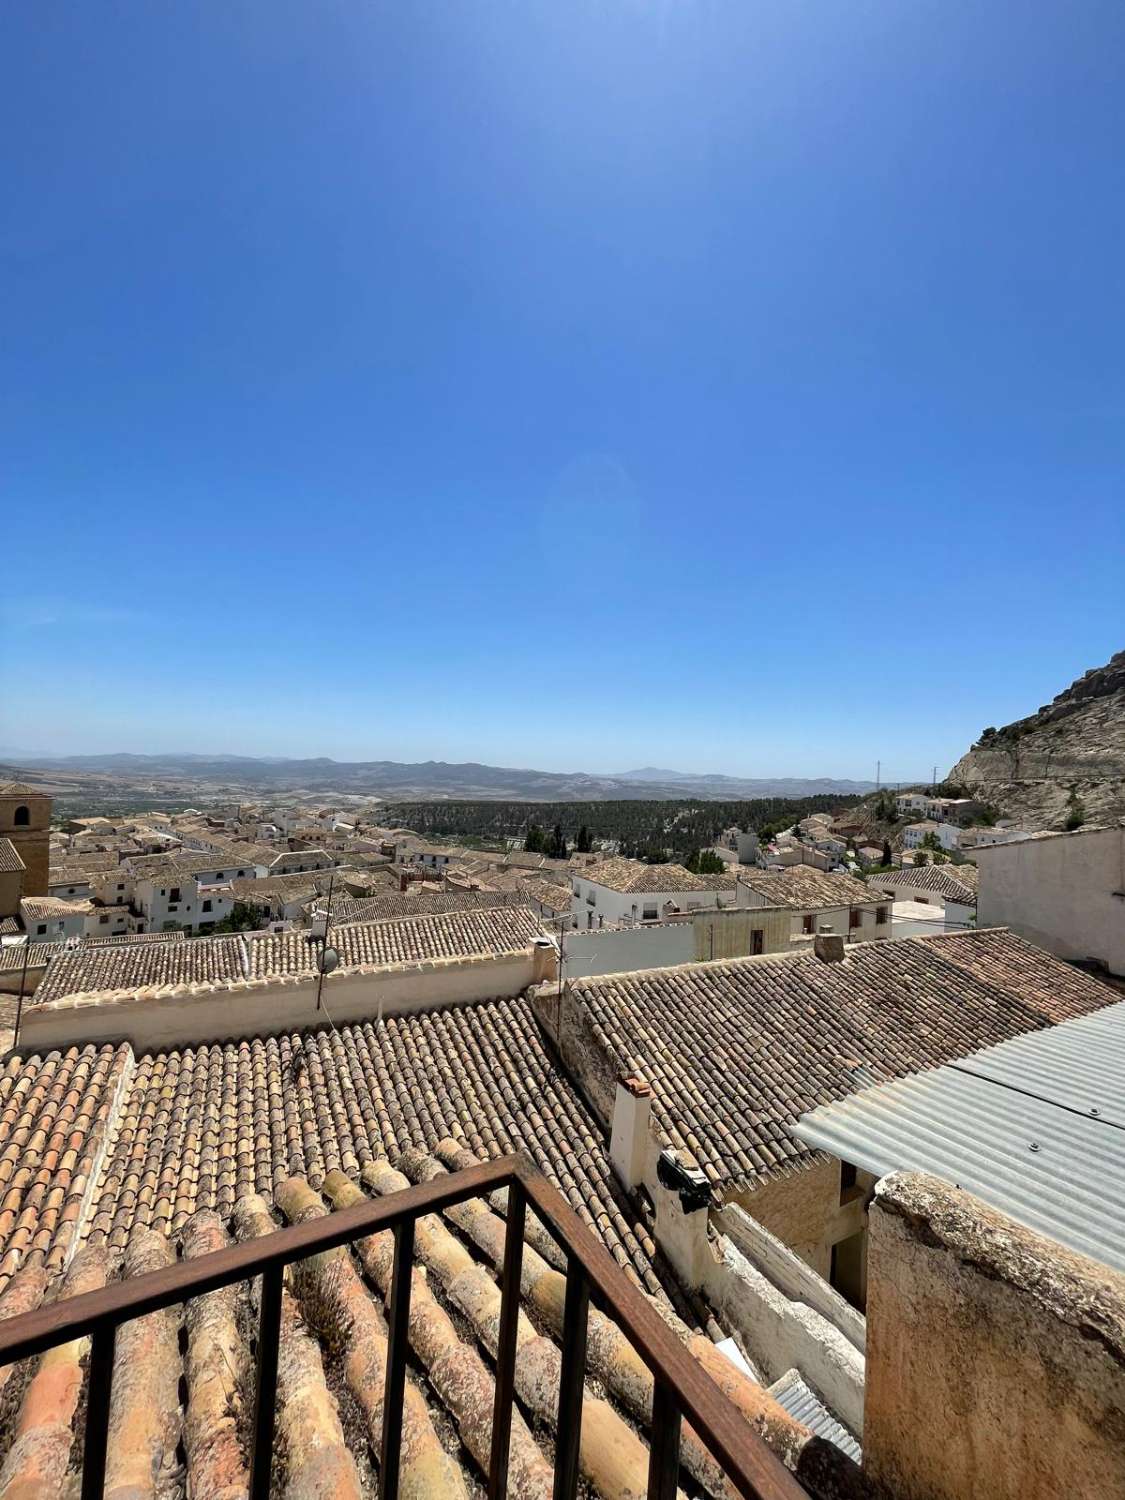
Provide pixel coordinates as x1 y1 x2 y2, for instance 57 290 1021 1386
21 949 540 1051
865 1171 1125 1500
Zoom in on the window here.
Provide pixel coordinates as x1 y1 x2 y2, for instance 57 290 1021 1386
802 914 815 935
37 924 46 935
238 870 245 878
117 883 124 891
170 887 181 903
642 904 658 921
99 914 109 925
849 908 861 929
840 1160 858 1201
202 899 212 913
13 806 29 827
876 906 889 925
751 929 764 955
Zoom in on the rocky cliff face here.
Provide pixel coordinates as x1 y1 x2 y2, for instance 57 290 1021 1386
948 651 1125 829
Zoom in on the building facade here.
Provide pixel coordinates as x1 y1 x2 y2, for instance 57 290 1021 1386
976 824 1125 977
0 783 51 896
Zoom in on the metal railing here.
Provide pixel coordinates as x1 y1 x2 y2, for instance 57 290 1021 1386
0 1154 806 1500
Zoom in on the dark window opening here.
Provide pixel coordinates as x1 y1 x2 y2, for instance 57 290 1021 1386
13 806 30 827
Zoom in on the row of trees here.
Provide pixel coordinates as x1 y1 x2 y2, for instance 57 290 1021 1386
381 795 862 864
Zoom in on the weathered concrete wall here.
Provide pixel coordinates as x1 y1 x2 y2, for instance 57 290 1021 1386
977 825 1125 976
21 950 539 1051
718 1204 866 1353
563 923 693 977
692 906 794 960
706 1235 866 1438
865 1171 1125 1500
0 959 49 996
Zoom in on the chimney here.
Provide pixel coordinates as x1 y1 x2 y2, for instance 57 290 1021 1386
653 1148 713 1291
531 937 558 985
609 1073 653 1190
814 926 846 963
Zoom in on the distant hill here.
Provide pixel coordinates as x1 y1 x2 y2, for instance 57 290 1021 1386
1 751 876 804
948 650 1125 829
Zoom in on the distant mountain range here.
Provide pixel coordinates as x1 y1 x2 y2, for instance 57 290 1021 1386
0 751 877 804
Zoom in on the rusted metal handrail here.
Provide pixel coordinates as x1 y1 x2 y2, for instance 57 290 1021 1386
0 1153 806 1500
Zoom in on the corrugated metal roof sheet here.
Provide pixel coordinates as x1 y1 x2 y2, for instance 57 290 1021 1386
769 1369 862 1461
793 1000 1125 1274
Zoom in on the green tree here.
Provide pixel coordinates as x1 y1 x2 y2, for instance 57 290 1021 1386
686 848 726 875
544 823 568 859
921 831 942 852
211 900 265 934
914 850 930 866
882 839 893 867
524 823 546 853
576 825 591 853
1064 787 1086 832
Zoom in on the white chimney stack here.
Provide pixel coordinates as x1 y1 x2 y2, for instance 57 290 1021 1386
609 1073 653 1190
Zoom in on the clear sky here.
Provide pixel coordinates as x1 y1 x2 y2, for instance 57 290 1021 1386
2 2 1122 782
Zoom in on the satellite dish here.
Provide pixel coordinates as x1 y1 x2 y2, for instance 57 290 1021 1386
318 945 339 975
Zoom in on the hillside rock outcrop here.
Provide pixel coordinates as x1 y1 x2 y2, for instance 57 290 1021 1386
948 651 1125 829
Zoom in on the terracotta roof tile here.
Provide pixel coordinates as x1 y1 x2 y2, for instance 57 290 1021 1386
565 929 1118 1191
736 867 881 910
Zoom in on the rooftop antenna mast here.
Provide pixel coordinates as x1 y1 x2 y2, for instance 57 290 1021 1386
315 871 338 1012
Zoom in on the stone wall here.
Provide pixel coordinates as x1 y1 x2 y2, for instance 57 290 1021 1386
865 1171 1125 1500
0 794 50 899
730 1157 872 1284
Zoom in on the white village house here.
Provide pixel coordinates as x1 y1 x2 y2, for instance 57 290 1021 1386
570 857 734 928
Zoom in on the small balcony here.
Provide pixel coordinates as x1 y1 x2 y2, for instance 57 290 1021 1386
0 1155 806 1500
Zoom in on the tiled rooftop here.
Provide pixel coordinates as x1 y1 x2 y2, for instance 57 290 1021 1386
737 867 881 910
0 1042 131 1295
245 905 546 979
581 858 725 894
872 862 979 904
316 887 533 924
0 945 63 974
33 905 546 1006
0 841 25 876
84 995 663 1293
564 930 1118 1191
0 1135 832 1500
19 898 92 921
35 936 248 1004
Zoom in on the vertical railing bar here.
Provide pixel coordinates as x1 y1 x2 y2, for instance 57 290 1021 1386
249 1261 284 1500
80 1320 116 1500
552 1257 589 1500
646 1378 683 1500
488 1179 526 1499
379 1216 415 1500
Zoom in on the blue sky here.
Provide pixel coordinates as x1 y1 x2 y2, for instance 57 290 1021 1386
1 1 1122 781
